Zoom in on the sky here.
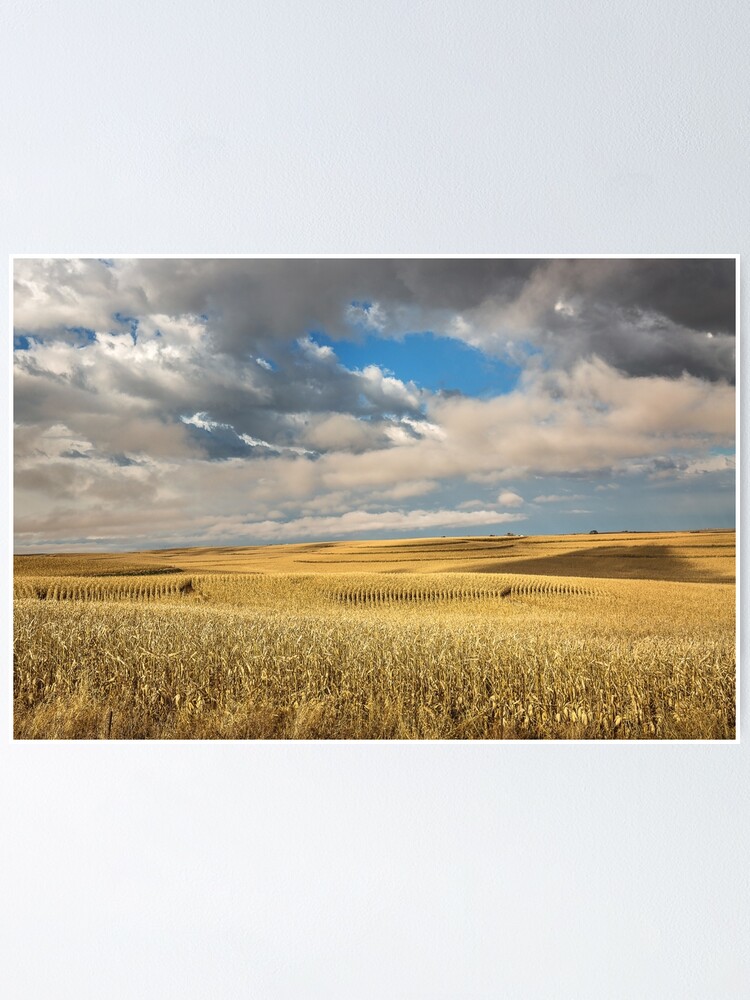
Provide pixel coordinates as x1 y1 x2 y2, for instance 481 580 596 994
13 257 736 551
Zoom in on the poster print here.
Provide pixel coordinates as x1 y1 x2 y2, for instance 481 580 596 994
13 257 737 739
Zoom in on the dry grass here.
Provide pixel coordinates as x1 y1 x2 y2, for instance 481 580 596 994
13 530 736 740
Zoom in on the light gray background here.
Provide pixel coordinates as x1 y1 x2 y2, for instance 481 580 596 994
2 2 747 998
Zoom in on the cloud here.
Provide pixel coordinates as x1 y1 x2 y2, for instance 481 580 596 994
621 453 736 481
454 263 736 382
13 259 736 549
533 494 586 503
681 454 735 476
15 350 734 547
497 489 524 507
14 499 526 548
13 316 426 463
15 258 736 383
499 258 734 334
301 413 388 453
357 364 421 410
234 508 527 542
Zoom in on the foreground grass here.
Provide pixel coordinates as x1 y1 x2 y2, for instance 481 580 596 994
13 568 736 739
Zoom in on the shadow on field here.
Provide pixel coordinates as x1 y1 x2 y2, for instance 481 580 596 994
461 544 734 584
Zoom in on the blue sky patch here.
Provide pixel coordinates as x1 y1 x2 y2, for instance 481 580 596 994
16 327 97 350
113 312 139 344
67 326 97 346
310 330 520 397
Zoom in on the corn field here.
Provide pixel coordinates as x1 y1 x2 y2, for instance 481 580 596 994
13 544 736 739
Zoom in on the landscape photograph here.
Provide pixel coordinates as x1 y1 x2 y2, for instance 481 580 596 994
13 256 737 740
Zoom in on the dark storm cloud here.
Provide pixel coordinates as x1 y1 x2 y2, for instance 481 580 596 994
600 259 735 333
121 257 737 352
439 258 736 383
133 257 533 330
530 302 736 383
133 256 735 345
498 258 736 382
525 258 735 333
128 256 736 335
15 257 735 383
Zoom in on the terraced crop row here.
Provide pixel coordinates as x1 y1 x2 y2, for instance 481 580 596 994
13 570 608 608
329 577 604 606
503 578 605 598
13 575 193 602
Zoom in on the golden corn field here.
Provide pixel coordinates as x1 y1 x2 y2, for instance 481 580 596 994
13 530 736 739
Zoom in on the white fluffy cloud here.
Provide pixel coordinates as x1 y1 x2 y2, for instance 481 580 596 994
497 489 524 507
